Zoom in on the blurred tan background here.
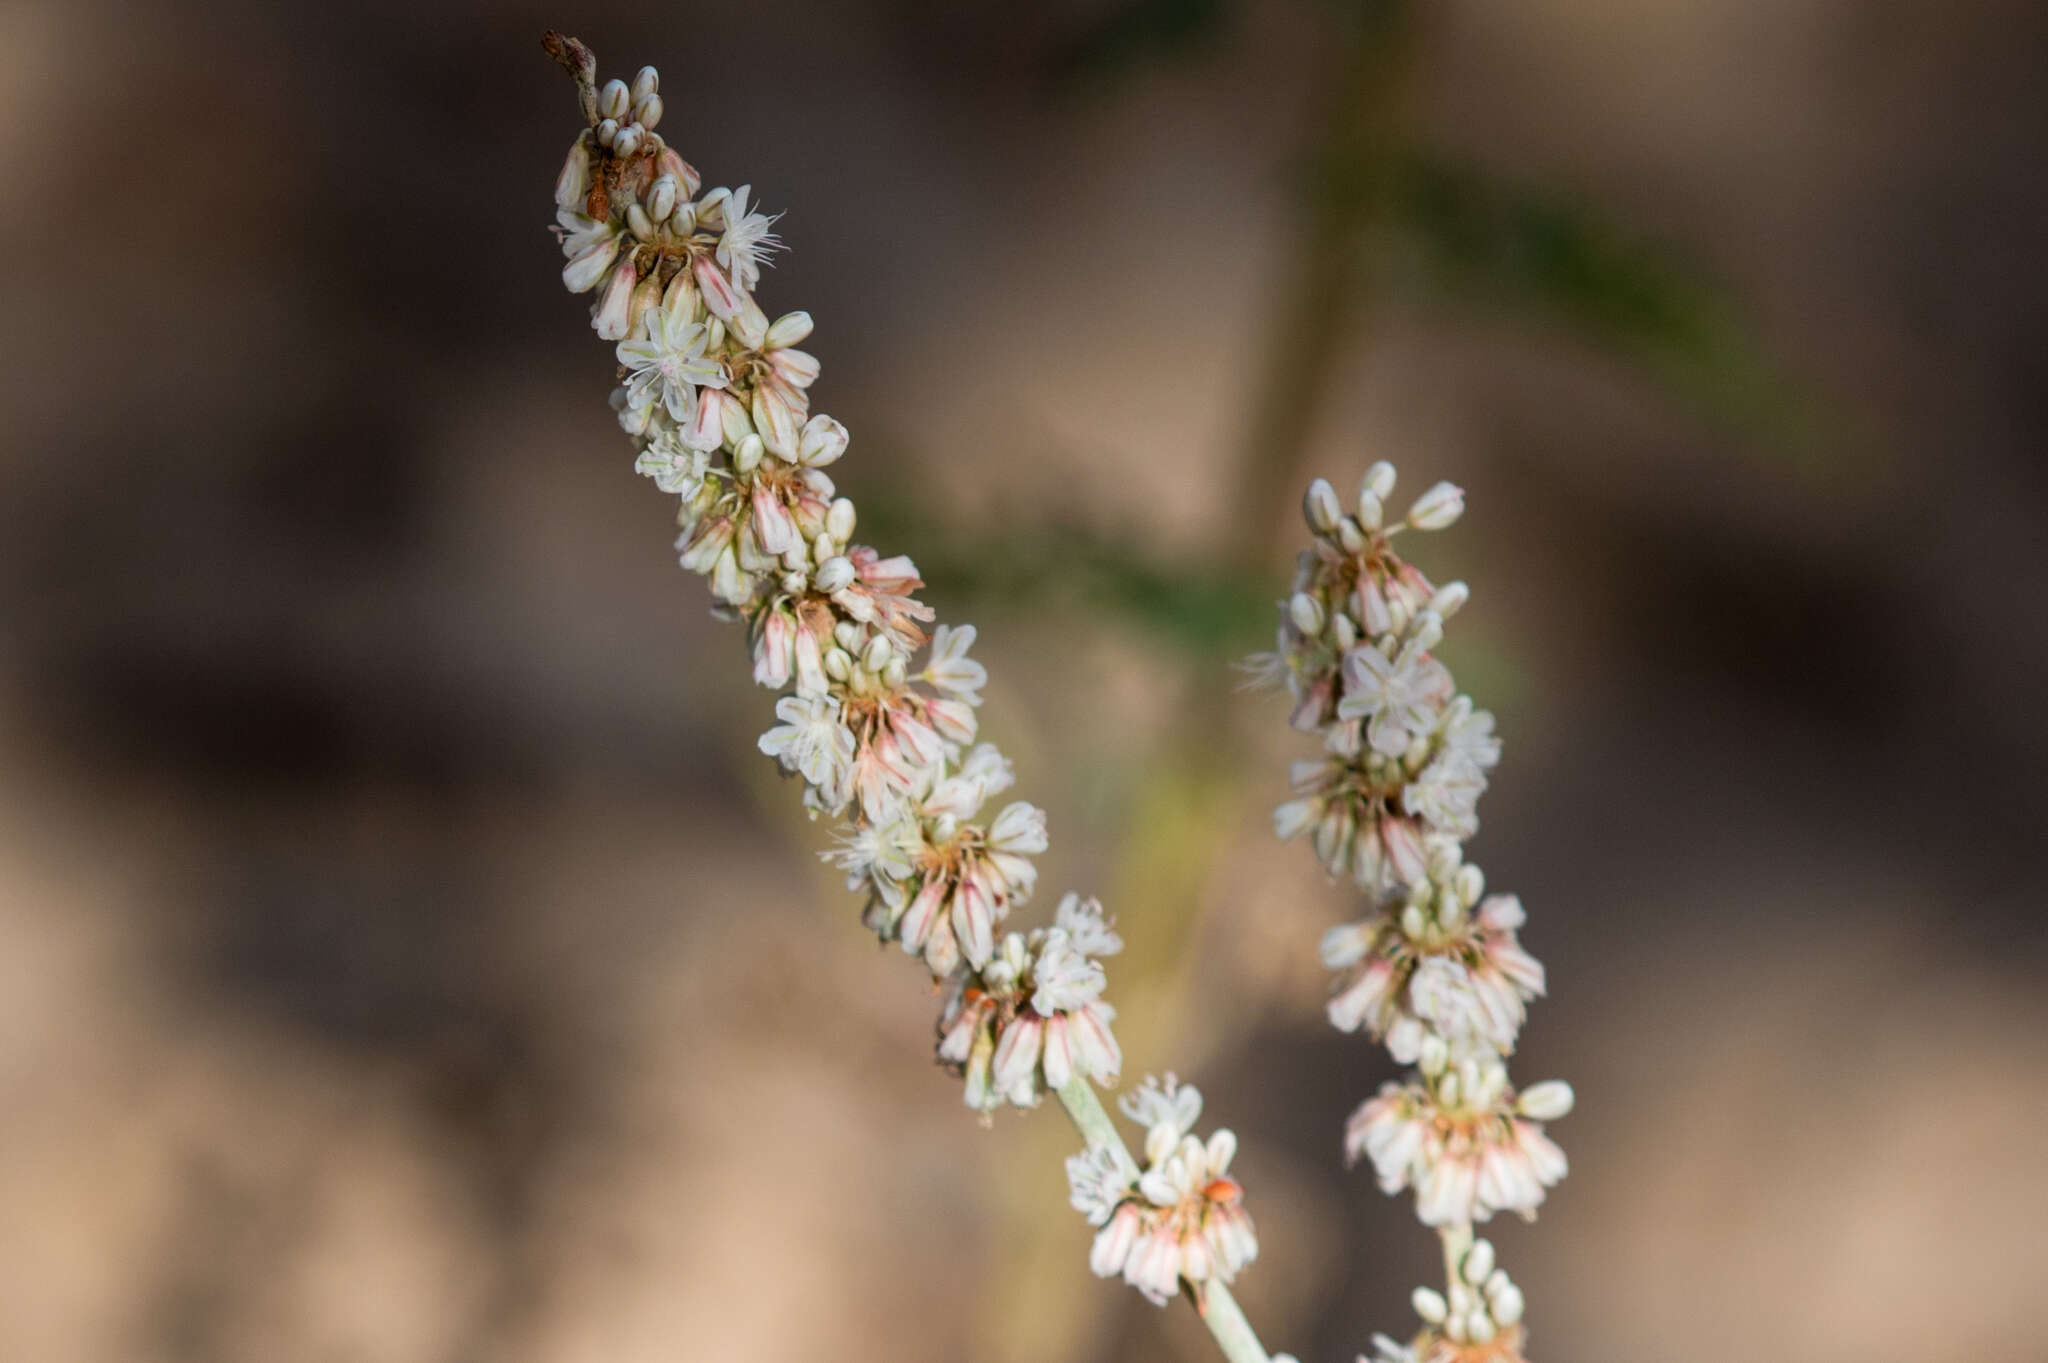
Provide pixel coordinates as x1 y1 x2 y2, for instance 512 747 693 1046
4 1 2046 1360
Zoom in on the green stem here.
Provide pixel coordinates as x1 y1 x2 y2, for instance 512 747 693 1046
1054 1081 1273 1363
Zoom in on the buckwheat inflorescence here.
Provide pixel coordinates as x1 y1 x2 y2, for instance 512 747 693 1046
1246 467 1575 1363
539 33 1277 1363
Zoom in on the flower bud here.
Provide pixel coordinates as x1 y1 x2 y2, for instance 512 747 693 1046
778 569 806 595
626 202 656 240
810 533 839 564
590 254 637 340
564 234 622 294
1400 903 1428 941
1454 863 1484 909
1418 1032 1449 1076
1303 478 1342 533
631 65 659 102
826 497 856 543
1467 1312 1497 1344
766 311 815 349
1337 516 1368 554
612 124 642 159
823 647 853 681
596 116 619 148
732 433 765 475
863 636 894 672
833 620 864 652
1438 1071 1461 1107
599 79 630 121
1365 460 1397 500
1463 1239 1495 1285
884 657 907 689
814 555 856 594
1516 1080 1575 1121
1430 580 1470 619
555 139 592 212
1411 1287 1448 1324
1287 592 1325 636
627 269 662 338
647 174 679 224
631 93 664 131
1406 480 1465 531
798 414 849 467
1357 488 1384 531
1330 611 1357 650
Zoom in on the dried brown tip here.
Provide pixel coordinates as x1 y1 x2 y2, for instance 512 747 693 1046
541 30 600 127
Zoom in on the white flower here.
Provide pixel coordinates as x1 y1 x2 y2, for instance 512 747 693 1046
1338 640 1451 757
1065 1146 1132 1227
924 623 987 705
1054 892 1122 958
1120 1073 1203 1146
714 183 782 292
823 811 921 892
1030 931 1106 1015
617 303 726 423
633 424 710 497
756 695 854 800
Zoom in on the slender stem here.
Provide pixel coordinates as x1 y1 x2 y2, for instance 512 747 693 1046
1055 1081 1272 1363
1439 1221 1473 1291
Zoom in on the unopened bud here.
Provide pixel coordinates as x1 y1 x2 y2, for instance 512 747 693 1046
1430 581 1470 618
810 533 839 564
863 636 894 672
612 124 642 159
814 555 856 594
823 647 853 681
766 311 816 349
596 116 619 148
1466 1312 1496 1344
555 140 592 212
1463 1239 1495 1285
1288 592 1325 636
884 656 907 689
1437 885 1465 929
1406 480 1465 531
1454 863 1484 909
732 434 764 475
1411 1287 1448 1324
1365 460 1397 500
626 202 656 240
1337 517 1368 555
1490 1284 1525 1327
1438 1071 1461 1107
648 174 679 224
599 79 630 121
798 414 849 468
1303 478 1342 533
1330 611 1357 650
1357 488 1384 531
780 545 809 573
561 234 620 294
631 65 660 103
1400 904 1428 941
1516 1080 1575 1122
834 620 864 653
1408 610 1444 654
826 497 855 543
631 93 663 131
1418 1033 1449 1076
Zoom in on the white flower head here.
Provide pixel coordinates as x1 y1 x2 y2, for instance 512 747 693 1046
924 623 987 704
1065 1146 1132 1227
1054 892 1122 958
757 694 855 806
1337 640 1451 758
1119 1073 1203 1146
632 422 711 498
713 183 782 293
617 301 727 422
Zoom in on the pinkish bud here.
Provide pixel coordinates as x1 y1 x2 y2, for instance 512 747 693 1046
590 253 637 340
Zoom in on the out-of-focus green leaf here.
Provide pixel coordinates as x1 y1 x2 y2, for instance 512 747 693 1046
1385 153 1821 453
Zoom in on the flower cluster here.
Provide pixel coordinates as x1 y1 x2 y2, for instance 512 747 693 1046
1250 465 1574 1362
1066 1076 1259 1306
543 36 1275 1353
